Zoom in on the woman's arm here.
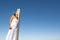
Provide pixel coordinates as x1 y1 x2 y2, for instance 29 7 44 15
9 16 13 29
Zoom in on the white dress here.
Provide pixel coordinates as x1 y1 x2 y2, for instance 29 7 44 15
6 18 18 40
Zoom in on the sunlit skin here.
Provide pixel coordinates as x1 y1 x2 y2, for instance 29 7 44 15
9 13 18 30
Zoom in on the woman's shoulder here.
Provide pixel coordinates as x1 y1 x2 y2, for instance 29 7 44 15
10 15 15 20
11 15 15 18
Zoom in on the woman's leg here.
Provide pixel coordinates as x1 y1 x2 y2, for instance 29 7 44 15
5 30 11 40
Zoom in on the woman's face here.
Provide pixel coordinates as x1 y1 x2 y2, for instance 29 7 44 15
15 13 18 17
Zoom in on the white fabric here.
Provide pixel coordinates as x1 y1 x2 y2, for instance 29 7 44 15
6 18 18 40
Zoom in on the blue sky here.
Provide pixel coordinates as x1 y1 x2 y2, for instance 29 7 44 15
0 0 60 40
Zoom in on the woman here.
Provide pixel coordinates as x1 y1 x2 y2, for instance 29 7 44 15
6 13 18 40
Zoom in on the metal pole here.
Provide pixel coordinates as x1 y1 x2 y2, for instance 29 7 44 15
15 8 20 40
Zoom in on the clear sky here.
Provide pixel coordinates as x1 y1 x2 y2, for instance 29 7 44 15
0 0 60 40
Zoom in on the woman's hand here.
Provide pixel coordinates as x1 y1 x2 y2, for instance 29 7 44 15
9 25 12 30
9 27 12 30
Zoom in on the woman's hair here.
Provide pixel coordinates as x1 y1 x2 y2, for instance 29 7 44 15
17 17 18 19
14 13 16 16
14 13 18 19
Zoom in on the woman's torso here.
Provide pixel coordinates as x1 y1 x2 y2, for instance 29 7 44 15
11 17 18 29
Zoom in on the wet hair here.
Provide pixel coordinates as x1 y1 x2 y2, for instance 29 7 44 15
14 13 18 19
17 17 18 19
14 13 16 16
